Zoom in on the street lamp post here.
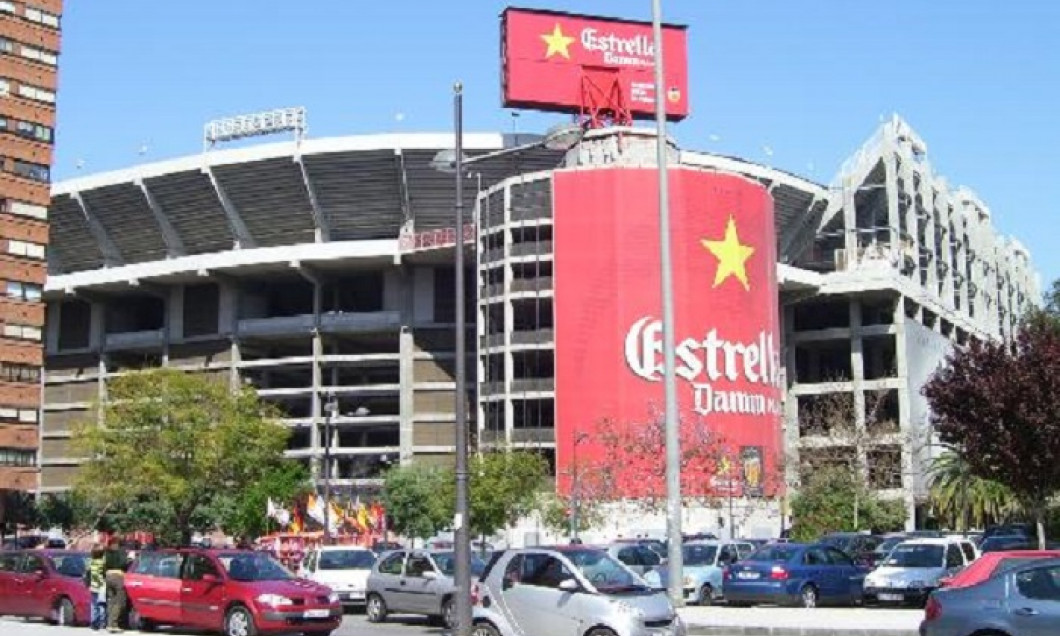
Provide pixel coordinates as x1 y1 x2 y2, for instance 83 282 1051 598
323 393 337 545
651 0 684 606
569 431 588 542
451 82 473 636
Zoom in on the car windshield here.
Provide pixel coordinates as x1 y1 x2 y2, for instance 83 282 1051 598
432 552 486 577
563 549 645 592
318 550 376 571
683 544 717 566
883 545 943 568
50 553 88 578
822 536 855 551
218 552 293 581
747 545 798 562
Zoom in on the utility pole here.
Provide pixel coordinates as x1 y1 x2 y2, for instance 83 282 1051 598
323 392 337 545
652 0 684 606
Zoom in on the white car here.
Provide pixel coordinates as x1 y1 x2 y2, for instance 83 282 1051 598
863 538 976 606
299 545 378 607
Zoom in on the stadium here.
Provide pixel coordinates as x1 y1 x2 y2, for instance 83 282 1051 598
36 110 1040 540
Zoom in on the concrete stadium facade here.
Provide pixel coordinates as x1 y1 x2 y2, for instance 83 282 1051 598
39 117 1039 536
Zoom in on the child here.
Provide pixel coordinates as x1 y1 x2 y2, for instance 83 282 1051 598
85 545 106 630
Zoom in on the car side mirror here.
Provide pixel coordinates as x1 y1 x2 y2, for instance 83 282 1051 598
422 570 439 580
558 578 579 593
502 576 516 591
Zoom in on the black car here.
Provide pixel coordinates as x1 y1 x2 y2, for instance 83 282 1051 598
979 535 1037 553
819 532 884 566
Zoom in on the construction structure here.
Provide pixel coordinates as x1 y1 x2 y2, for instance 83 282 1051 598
0 0 61 516
39 116 1039 535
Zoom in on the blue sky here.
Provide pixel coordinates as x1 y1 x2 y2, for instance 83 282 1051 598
55 1 1058 283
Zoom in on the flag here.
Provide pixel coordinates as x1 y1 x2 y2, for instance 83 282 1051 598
266 498 290 526
327 500 344 534
356 503 370 533
289 507 304 533
306 494 327 526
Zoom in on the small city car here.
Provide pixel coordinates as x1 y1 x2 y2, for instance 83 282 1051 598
0 549 91 626
921 557 1060 636
298 545 376 608
365 549 487 629
862 538 971 606
124 548 341 636
643 541 755 605
472 546 686 636
723 543 867 607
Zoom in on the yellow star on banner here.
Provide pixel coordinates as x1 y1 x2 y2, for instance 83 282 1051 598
702 215 756 291
541 24 575 59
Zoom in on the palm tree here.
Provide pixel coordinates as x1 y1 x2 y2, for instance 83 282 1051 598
929 450 1020 530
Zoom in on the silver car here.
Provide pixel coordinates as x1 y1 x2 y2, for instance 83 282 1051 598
921 557 1060 636
365 549 486 629
863 538 969 606
471 546 686 636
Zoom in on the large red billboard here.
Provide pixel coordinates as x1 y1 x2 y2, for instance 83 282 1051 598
552 168 781 500
501 7 689 121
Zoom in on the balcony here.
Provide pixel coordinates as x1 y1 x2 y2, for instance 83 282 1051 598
511 277 553 294
510 241 553 258
104 329 165 351
510 378 554 393
320 311 401 333
510 329 554 346
239 315 315 338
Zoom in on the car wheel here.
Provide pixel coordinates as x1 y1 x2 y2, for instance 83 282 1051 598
224 605 258 636
471 621 502 636
586 628 618 636
366 593 388 623
799 584 819 608
698 584 714 606
441 597 455 629
128 607 157 632
52 597 75 626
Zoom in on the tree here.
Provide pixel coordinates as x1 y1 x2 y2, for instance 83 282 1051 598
382 463 453 540
789 466 906 542
215 461 313 541
587 411 728 514
923 315 1060 549
928 451 1020 531
538 492 605 538
72 368 290 546
466 451 549 540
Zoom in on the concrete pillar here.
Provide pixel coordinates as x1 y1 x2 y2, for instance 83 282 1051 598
88 301 106 351
842 178 857 267
883 149 901 271
849 300 868 495
899 148 919 283
398 267 415 464
782 305 800 493
310 278 323 480
892 296 915 530
168 286 184 344
502 183 515 445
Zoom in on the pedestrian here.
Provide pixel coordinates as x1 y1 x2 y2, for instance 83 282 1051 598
83 544 107 630
102 536 128 633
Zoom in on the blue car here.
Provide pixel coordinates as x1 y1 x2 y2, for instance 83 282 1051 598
723 543 868 608
643 541 755 605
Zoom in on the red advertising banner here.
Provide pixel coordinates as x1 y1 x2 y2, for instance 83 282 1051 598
552 168 781 500
501 7 689 121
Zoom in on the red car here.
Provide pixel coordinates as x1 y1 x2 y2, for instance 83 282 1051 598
124 548 341 636
0 549 92 626
939 549 1060 589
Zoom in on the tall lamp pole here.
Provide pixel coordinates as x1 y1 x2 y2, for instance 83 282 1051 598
451 82 472 636
651 0 684 606
323 393 337 545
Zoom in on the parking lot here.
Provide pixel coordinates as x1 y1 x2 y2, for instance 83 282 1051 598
2 605 924 636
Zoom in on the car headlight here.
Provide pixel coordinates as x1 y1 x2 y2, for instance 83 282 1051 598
256 594 294 606
328 592 340 603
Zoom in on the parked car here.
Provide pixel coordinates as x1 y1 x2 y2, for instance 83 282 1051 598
607 542 663 576
643 540 754 605
983 523 1036 540
0 549 91 626
939 550 1060 589
614 537 668 560
365 549 486 629
370 540 404 554
920 557 1060 636
298 545 377 608
723 543 867 608
819 532 884 567
979 535 1038 553
471 546 686 636
870 533 909 563
862 538 971 607
124 548 341 635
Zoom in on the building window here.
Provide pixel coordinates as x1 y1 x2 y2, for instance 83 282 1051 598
0 406 37 423
0 448 35 467
2 323 41 341
5 281 42 302
7 239 46 259
17 83 55 104
24 6 60 28
10 160 49 183
0 37 12 54
4 200 47 220
0 362 40 383
19 44 57 66
0 2 14 15
0 118 53 143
